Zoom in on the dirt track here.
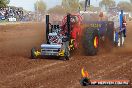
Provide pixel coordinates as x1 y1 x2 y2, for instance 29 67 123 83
0 22 132 88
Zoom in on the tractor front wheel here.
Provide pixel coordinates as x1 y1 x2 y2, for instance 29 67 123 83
31 48 37 59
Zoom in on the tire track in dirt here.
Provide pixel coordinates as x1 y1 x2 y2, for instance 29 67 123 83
97 65 132 88
0 56 61 78
99 60 132 88
3 58 99 87
0 56 98 88
0 61 63 87
35 55 130 88
0 22 132 88
98 59 132 79
0 64 70 88
70 57 132 88
68 22 132 88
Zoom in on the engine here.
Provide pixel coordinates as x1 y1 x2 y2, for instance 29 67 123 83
48 27 63 44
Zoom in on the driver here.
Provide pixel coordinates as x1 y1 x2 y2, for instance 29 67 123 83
70 16 77 25
122 16 127 37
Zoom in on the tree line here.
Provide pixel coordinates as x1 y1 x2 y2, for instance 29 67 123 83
34 0 132 14
0 0 132 14
0 0 9 8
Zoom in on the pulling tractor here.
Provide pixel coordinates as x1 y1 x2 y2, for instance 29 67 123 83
31 14 82 60
81 10 126 55
31 0 126 60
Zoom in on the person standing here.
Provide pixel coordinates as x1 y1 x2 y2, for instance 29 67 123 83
122 16 127 37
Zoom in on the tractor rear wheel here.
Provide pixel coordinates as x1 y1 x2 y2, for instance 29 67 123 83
106 21 114 45
102 21 114 51
82 28 100 56
63 41 70 60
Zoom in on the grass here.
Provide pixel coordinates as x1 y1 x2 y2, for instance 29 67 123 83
0 19 8 23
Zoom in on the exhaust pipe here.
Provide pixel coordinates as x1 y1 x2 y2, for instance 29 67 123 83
46 15 49 43
67 14 71 39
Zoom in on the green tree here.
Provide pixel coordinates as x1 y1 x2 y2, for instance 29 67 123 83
0 0 10 8
79 0 101 12
130 0 132 3
117 1 132 12
48 5 66 14
99 0 116 11
62 0 80 12
34 0 46 13
79 0 85 11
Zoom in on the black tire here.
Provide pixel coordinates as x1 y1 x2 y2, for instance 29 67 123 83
65 55 69 60
106 21 114 45
65 49 70 60
31 48 37 59
102 21 114 51
82 28 100 56
63 41 70 60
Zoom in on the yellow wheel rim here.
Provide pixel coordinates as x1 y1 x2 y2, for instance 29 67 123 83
94 36 99 48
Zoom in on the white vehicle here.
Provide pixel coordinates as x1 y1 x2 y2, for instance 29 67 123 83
8 16 16 22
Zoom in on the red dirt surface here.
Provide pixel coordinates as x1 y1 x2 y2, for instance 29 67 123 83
0 22 132 88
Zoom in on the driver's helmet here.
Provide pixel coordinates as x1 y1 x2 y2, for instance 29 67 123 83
70 16 77 24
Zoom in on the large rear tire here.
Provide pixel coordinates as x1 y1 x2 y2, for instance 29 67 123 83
106 21 114 45
82 28 100 56
64 41 70 60
102 21 114 51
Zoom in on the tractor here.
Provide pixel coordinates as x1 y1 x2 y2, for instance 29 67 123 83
31 0 126 60
81 9 126 55
31 14 83 60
